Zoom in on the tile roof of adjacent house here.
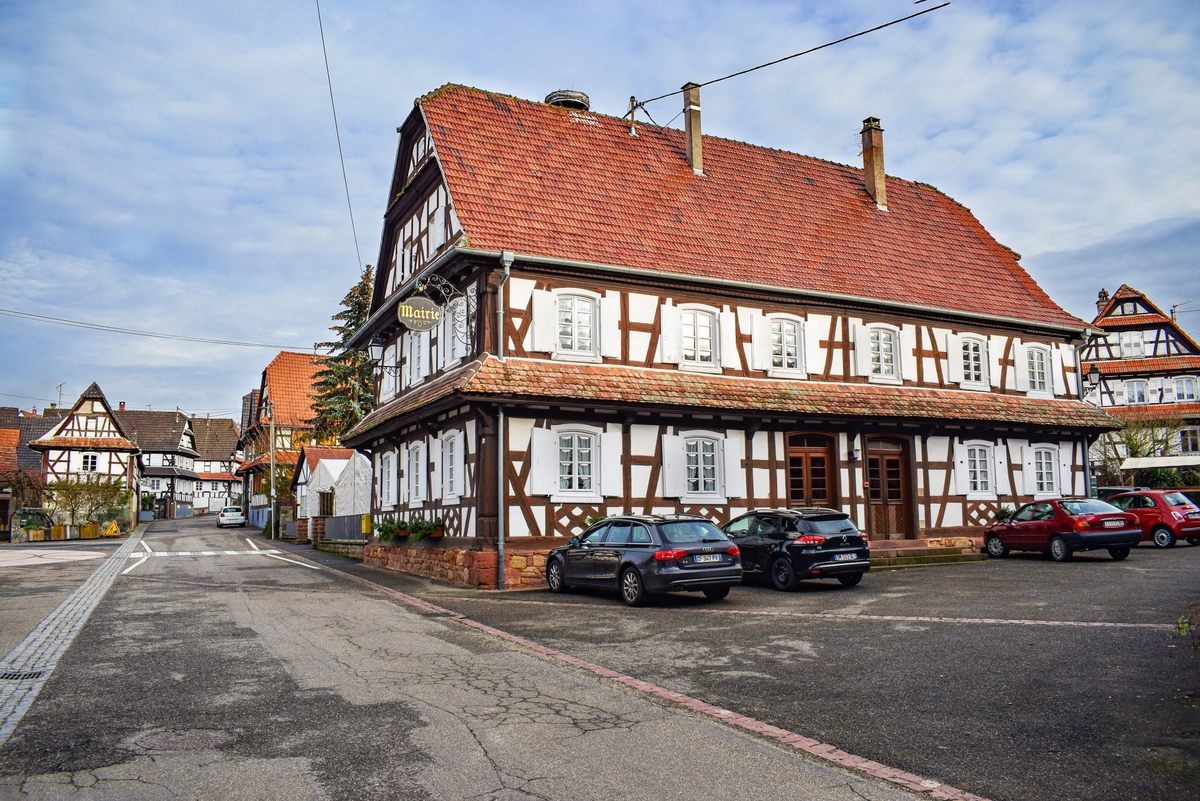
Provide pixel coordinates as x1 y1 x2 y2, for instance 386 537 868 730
1091 284 1200 352
0 407 19 430
190 417 240 460
114 410 198 455
0 428 18 474
262 352 323 429
235 450 300 475
416 85 1084 331
1094 313 1173 329
1092 357 1200 375
17 417 56 470
30 384 138 452
346 356 1119 442
1102 402 1200 423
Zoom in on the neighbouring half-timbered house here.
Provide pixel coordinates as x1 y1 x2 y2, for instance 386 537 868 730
236 351 323 527
1081 285 1200 479
191 416 242 513
28 383 140 523
343 84 1117 588
117 409 201 518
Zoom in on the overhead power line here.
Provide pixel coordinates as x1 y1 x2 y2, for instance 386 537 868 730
315 0 363 273
628 3 951 115
0 308 312 350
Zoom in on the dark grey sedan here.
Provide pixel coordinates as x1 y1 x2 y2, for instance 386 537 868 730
545 515 743 606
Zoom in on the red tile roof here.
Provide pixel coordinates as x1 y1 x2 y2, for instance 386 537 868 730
262 352 324 428
1092 285 1200 353
1103 402 1200 422
346 357 1119 441
27 436 138 452
1090 356 1200 375
1093 313 1172 329
0 428 18 474
235 450 299 474
419 85 1084 330
196 472 237 481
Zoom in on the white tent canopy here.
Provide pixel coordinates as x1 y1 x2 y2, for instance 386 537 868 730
1120 455 1200 470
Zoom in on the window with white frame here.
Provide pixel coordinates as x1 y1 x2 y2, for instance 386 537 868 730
557 294 595 355
1118 301 1137 315
962 337 986 384
870 327 899 379
382 343 397 400
150 478 160 491
443 297 468 365
684 437 719 495
954 440 1008 500
1120 331 1144 358
441 431 463 502
1182 429 1199 454
1126 380 1148 405
557 431 594 493
681 309 715 365
1033 448 1056 493
408 443 426 504
1027 346 1049 393
380 452 395 507
1176 377 1198 402
82 453 98 472
771 318 801 371
967 446 991 493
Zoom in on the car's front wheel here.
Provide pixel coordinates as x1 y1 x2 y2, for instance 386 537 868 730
1049 535 1072 562
837 573 863 587
1151 526 1176 548
546 558 567 593
703 586 730 601
771 557 798 591
1108 547 1130 560
985 534 1008 558
620 567 647 607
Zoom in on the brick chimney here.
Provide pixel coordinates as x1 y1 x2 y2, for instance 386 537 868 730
119 401 125 411
682 82 703 175
860 117 886 210
1096 288 1110 314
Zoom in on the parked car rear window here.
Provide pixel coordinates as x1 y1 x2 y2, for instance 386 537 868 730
1060 499 1119 516
1162 492 1193 507
221 507 241 513
659 521 727 543
806 517 858 535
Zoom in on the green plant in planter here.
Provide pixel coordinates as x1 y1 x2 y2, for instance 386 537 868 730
994 504 1015 523
375 518 408 543
406 516 444 543
584 515 606 527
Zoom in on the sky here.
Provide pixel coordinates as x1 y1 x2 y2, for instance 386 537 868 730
2 0 1199 419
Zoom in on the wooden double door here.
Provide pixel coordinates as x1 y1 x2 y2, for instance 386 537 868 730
866 437 912 540
786 434 836 509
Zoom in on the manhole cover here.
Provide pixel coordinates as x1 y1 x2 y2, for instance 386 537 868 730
135 729 234 751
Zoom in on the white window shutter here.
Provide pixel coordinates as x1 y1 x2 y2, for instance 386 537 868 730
661 434 685 498
952 443 969 495
420 331 432 379
751 313 771 371
416 442 427 501
994 444 1011 495
946 334 964 383
719 311 740 369
1149 377 1163 403
529 428 556 496
530 289 556 353
453 433 466 497
455 300 469 361
373 452 381 504
429 438 443 500
599 294 622 359
1111 379 1126 405
722 435 746 498
392 449 403 505
852 324 872 376
1057 444 1073 496
803 320 821 375
659 305 682 364
1013 342 1030 392
401 335 412 389
600 430 623 497
1051 348 1066 395
1021 445 1037 495
1164 380 1175 402
900 327 918 381
988 337 1003 387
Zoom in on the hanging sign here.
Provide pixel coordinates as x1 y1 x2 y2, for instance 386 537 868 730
397 296 442 331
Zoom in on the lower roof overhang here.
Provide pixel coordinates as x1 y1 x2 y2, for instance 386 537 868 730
1102 402 1200 424
343 357 1122 446
142 466 201 480
28 436 139 453
235 451 300 475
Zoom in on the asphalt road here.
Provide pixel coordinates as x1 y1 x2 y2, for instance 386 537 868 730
407 541 1200 801
0 517 933 801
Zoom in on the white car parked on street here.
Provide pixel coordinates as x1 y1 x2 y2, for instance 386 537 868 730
217 506 246 528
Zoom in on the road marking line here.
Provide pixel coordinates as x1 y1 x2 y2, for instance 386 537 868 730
246 538 260 551
120 555 149 575
0 528 145 747
303 559 990 801
141 541 153 552
422 596 1173 630
261 552 320 570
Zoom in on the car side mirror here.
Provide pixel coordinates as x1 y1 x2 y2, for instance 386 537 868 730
569 536 580 546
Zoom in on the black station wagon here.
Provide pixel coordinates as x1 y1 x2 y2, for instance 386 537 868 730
723 508 870 590
545 515 743 606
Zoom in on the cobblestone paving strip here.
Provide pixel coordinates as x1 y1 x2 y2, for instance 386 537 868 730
0 528 145 747
286 552 992 801
423 596 1175 630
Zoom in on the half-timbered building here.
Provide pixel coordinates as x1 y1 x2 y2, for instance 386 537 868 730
1082 285 1200 477
117 409 201 518
190 416 242 513
343 84 1117 587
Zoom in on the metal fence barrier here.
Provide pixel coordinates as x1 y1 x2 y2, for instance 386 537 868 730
324 514 368 542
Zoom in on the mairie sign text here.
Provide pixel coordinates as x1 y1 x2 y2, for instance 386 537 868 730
397 296 442 331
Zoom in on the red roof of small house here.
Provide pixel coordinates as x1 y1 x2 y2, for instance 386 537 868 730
0 428 19 474
1093 313 1173 329
196 472 237 481
235 450 300 475
261 352 323 428
1102 402 1200 423
417 85 1084 331
346 356 1119 441
1091 356 1200 375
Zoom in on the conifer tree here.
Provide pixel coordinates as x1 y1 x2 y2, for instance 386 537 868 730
310 265 375 443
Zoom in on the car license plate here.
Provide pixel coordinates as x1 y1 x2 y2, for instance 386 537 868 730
1103 519 1123 528
834 553 857 561
693 554 722 563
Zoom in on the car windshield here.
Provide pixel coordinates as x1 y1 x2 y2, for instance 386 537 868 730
660 521 728 543
1162 492 1194 507
1060 499 1120 516
806 517 858 535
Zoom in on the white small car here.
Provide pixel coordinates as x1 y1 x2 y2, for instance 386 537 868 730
217 506 246 528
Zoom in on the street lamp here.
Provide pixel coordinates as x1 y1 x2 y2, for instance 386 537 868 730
367 335 384 365
1086 363 1100 387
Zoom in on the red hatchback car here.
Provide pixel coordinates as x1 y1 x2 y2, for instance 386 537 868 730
1105 490 1200 548
984 497 1142 562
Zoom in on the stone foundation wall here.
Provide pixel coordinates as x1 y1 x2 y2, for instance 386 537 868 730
314 538 557 590
295 518 309 545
